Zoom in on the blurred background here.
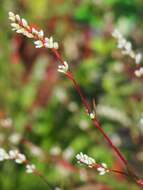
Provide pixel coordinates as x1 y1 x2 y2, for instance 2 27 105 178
0 0 143 189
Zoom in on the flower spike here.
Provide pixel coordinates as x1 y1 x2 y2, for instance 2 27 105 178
8 11 58 49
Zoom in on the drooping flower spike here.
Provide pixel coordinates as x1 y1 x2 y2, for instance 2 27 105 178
9 12 58 50
0 148 36 173
76 152 109 175
112 29 143 77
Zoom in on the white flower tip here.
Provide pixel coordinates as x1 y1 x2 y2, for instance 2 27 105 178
26 164 36 173
53 42 59 49
22 18 28 27
34 40 43 48
76 152 96 166
112 29 122 39
89 112 95 119
38 30 44 38
97 163 109 175
58 61 69 74
134 67 143 77
8 11 15 17
135 53 142 64
15 14 20 21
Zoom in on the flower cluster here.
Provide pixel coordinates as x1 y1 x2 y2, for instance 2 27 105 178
8 12 58 49
97 163 109 175
112 29 143 77
76 152 96 166
0 148 36 174
76 152 109 175
58 61 69 74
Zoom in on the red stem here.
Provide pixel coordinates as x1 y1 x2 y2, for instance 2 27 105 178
51 48 128 166
109 169 129 176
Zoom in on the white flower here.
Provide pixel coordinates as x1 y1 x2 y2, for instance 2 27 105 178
76 152 96 166
124 42 132 54
34 40 43 48
89 112 95 119
15 14 20 21
11 23 20 30
134 67 143 77
112 28 142 73
0 148 8 161
117 38 126 49
9 150 19 159
26 164 36 173
15 153 26 164
58 61 69 74
112 29 122 39
21 18 28 27
97 163 109 175
44 37 58 49
135 53 142 64
53 42 59 49
32 28 39 35
16 28 26 34
38 30 44 38
8 12 16 22
8 150 26 163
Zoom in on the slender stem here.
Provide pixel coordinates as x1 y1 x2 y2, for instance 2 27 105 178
34 170 53 189
51 48 128 166
109 169 129 177
92 119 128 165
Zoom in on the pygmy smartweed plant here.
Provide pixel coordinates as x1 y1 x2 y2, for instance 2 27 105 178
8 12 143 186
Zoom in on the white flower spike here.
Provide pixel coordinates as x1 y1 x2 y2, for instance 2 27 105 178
112 29 142 75
8 11 58 49
97 163 109 175
76 152 96 167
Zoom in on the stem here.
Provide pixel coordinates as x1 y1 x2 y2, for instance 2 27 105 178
109 169 129 177
51 48 128 166
34 170 53 189
92 119 128 165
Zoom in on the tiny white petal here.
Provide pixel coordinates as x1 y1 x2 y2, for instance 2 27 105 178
15 153 26 164
15 14 20 21
9 12 15 17
101 163 107 168
38 30 44 38
34 40 43 48
22 18 28 27
11 23 20 29
16 28 25 34
53 42 59 49
32 28 39 35
26 164 36 173
135 53 142 64
112 29 122 39
99 171 106 175
8 12 15 21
